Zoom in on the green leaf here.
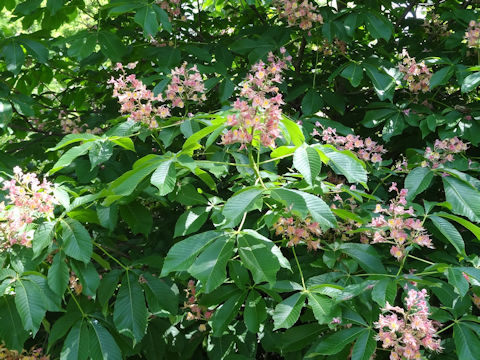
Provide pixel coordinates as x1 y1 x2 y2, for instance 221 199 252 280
301 89 323 115
273 292 306 330
113 272 148 345
293 145 321 186
120 201 153 236
67 33 97 60
371 278 396 307
89 321 122 360
219 78 235 102
222 187 263 227
308 327 364 356
0 296 29 351
365 13 392 41
47 252 69 295
430 66 454 89
280 116 305 146
174 207 209 237
364 64 395 101
134 5 159 37
89 141 114 169
70 261 100 298
60 321 90 360
454 323 480 360
307 293 335 324
318 146 367 185
244 290 267 333
47 0 64 14
105 154 163 201
461 72 480 93
404 167 434 201
443 176 480 222
382 112 405 142
339 243 386 273
96 205 118 232
33 221 56 258
48 311 82 352
3 41 25 75
153 4 172 33
161 231 228 276
211 291 246 337
142 273 178 315
49 133 99 151
447 267 469 297
61 218 93 264
50 142 95 174
14 278 46 335
98 30 127 62
151 159 177 196
271 188 337 229
237 233 282 285
21 39 49 63
340 63 363 87
0 100 13 128
351 329 376 360
435 212 480 240
430 216 465 255
188 235 235 293
109 136 135 151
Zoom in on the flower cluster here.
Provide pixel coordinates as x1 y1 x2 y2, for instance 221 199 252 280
184 280 213 328
398 50 432 93
369 184 433 261
156 0 183 20
166 62 206 109
273 215 322 250
312 125 386 163
0 167 56 249
59 111 102 135
276 0 323 30
375 289 443 359
423 13 449 38
109 61 206 128
0 344 49 360
221 49 290 149
318 38 347 56
465 20 480 48
422 137 468 168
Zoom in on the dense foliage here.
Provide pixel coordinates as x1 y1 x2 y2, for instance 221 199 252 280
1 0 480 359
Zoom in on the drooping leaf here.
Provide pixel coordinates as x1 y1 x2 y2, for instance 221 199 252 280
142 273 178 315
174 207 209 237
210 291 246 337
47 252 69 295
341 63 363 87
113 272 148 345
14 278 47 335
454 323 480 360
222 187 263 227
60 320 90 360
244 290 267 333
350 329 376 360
151 159 176 196
404 167 434 201
307 293 335 324
339 243 386 274
461 72 480 93
308 327 365 356
0 296 29 351
89 321 122 360
443 176 480 222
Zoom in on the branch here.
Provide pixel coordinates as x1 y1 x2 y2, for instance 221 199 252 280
395 0 420 30
295 37 307 75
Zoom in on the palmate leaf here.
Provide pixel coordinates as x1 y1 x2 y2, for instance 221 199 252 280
89 321 122 360
454 323 480 360
210 291 247 337
307 327 365 356
351 329 376 360
430 215 465 255
244 290 267 333
113 272 148 345
60 320 90 360
61 218 93 264
222 187 263 227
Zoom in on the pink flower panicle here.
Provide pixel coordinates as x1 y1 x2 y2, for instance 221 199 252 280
276 0 323 30
422 137 468 168
370 184 433 261
221 50 291 150
312 125 386 163
166 62 207 109
0 167 56 249
156 0 183 20
59 111 102 135
398 50 431 93
273 215 322 251
465 20 480 48
109 61 205 129
184 280 213 328
423 13 449 38
375 289 443 359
